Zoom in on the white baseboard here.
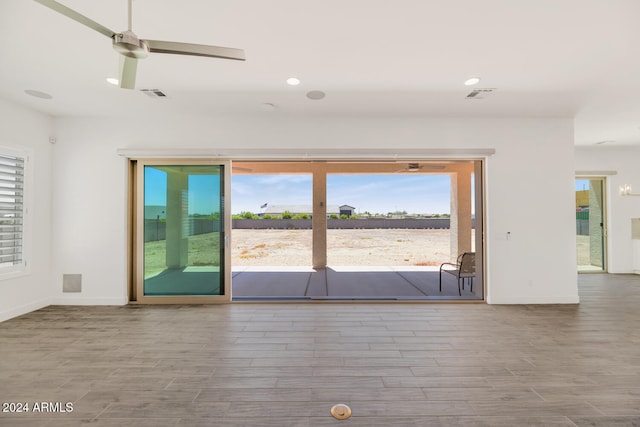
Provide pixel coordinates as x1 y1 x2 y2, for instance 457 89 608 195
49 296 128 306
487 295 580 304
0 298 52 323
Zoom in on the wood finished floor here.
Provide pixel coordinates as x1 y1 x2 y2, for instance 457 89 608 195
1 274 640 426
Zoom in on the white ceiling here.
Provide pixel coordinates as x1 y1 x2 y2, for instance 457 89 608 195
3 0 640 146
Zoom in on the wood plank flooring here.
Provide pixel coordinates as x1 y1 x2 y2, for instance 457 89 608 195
1 273 639 426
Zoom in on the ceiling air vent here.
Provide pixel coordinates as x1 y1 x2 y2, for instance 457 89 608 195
140 89 167 98
466 88 496 99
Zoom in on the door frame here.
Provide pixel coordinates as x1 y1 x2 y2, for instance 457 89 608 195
121 149 491 303
129 158 232 304
231 159 485 300
575 175 608 273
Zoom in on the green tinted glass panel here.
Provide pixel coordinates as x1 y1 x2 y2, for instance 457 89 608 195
143 165 224 295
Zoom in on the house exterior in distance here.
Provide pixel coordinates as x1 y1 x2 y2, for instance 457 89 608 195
339 205 356 217
262 204 355 217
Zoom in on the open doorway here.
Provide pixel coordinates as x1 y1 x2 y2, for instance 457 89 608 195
576 177 607 272
230 160 484 300
230 171 314 297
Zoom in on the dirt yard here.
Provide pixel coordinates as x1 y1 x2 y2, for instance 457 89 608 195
231 229 456 266
231 229 587 268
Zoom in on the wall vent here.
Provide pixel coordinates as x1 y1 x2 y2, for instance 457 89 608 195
140 89 167 98
466 88 496 99
63 274 82 293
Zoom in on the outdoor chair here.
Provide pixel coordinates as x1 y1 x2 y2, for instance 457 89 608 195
439 252 476 296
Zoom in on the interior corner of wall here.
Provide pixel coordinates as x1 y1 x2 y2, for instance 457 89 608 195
0 297 52 323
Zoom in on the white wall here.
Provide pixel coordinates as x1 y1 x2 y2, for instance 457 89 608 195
50 114 578 305
575 146 640 273
0 99 53 322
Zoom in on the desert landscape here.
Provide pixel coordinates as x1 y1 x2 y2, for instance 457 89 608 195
232 229 591 268
231 228 455 266
145 228 589 272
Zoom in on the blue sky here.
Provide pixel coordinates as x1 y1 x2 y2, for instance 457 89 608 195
145 167 221 215
232 174 452 215
575 179 589 191
145 167 456 215
145 173 588 216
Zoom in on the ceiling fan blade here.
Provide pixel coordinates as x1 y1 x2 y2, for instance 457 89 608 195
119 55 137 89
144 40 245 61
34 0 116 38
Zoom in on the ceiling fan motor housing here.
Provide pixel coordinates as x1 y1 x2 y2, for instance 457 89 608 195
113 31 149 59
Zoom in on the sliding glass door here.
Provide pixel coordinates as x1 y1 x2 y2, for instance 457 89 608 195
133 160 230 303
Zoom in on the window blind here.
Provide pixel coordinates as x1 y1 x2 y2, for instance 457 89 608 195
0 154 24 267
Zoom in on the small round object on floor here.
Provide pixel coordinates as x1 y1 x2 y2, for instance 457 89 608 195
330 403 352 420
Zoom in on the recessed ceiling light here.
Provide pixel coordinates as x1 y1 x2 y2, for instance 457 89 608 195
306 90 326 100
24 89 52 99
464 77 481 86
106 77 119 85
286 77 301 86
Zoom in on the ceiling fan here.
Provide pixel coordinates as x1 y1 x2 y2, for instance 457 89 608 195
34 0 245 89
395 163 446 172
